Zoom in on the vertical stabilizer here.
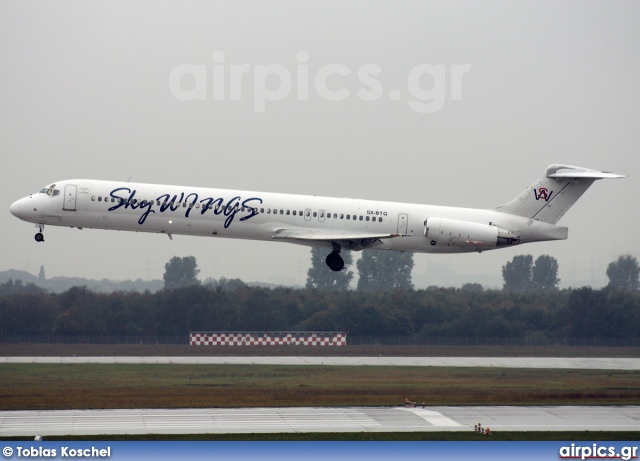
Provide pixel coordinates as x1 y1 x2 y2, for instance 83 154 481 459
494 164 624 224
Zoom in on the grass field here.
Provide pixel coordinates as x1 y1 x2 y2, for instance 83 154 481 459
1 363 639 410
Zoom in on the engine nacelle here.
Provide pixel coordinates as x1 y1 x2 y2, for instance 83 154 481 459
424 217 519 249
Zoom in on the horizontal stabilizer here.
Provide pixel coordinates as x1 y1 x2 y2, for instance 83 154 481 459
547 165 625 180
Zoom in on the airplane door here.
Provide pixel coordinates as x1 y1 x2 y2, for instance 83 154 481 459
304 208 312 221
318 209 326 222
63 185 77 211
397 213 408 234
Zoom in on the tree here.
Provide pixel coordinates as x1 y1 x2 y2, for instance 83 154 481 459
163 256 200 290
306 247 353 291
356 250 414 292
38 265 46 281
461 283 483 292
502 254 533 291
531 255 560 291
606 255 640 291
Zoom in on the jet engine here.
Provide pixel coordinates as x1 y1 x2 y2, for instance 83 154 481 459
424 217 519 249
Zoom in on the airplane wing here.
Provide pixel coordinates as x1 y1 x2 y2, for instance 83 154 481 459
271 228 409 251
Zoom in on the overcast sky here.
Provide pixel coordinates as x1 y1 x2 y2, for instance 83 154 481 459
1 1 638 289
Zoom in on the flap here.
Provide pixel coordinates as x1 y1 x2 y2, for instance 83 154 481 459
271 228 407 242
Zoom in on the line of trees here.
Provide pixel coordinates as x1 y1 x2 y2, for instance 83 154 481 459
1 253 638 340
2 278 640 339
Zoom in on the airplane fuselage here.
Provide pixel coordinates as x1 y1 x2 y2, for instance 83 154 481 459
10 178 567 255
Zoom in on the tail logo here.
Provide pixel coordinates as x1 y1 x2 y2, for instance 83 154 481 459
534 187 553 201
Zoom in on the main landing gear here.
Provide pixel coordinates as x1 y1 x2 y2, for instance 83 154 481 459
325 243 344 272
325 252 344 271
35 224 45 242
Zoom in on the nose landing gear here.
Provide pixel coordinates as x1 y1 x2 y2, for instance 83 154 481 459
34 224 45 242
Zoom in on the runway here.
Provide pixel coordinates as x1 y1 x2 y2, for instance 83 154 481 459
2 356 640 369
1 406 638 436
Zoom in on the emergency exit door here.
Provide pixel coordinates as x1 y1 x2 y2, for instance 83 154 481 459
397 213 408 234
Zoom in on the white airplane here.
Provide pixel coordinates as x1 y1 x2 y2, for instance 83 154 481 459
10 164 623 271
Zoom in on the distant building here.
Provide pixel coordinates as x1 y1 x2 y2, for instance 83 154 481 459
190 331 347 346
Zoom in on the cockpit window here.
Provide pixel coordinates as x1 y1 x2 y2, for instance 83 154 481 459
40 184 59 196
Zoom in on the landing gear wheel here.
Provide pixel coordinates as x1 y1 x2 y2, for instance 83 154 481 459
35 233 44 242
325 252 345 272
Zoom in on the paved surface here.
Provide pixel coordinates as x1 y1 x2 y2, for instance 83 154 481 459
1 406 638 436
2 356 640 369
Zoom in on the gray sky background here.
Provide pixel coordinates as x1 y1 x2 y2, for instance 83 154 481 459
1 1 638 289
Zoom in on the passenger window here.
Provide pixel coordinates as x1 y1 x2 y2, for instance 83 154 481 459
340 214 344 219
326 213 331 219
333 214 337 219
313 212 317 217
91 196 96 201
98 197 103 202
260 208 265 213
286 210 290 215
292 210 296 216
379 217 383 222
280 210 284 215
346 214 350 219
320 212 324 218
267 209 271 214
359 216 363 221
372 216 376 222
366 216 370 221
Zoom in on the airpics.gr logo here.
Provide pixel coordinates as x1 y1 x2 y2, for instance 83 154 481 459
534 187 553 202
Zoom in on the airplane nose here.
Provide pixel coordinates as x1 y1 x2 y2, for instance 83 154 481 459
10 199 22 218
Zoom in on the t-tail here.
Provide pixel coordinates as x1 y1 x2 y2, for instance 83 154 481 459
494 164 624 224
